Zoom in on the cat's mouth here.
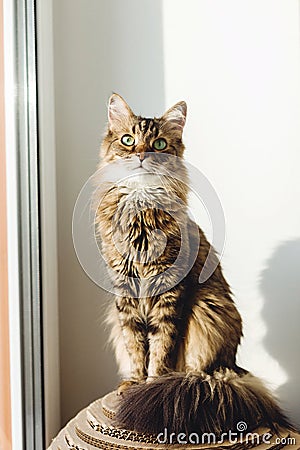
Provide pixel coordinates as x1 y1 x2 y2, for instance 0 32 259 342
132 164 149 172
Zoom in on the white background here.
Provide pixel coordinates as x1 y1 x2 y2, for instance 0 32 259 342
51 0 300 439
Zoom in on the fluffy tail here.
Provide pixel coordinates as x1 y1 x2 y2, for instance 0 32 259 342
114 369 293 437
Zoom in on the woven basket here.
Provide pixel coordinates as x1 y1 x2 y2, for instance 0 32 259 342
47 391 299 450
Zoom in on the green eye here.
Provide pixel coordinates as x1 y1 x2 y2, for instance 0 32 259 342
153 138 167 151
121 134 135 146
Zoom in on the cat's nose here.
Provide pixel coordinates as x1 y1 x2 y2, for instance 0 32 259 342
136 152 145 162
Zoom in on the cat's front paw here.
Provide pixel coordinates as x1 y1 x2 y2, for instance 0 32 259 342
117 379 140 396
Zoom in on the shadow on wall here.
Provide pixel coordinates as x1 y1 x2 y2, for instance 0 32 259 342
104 0 166 115
260 239 300 427
53 0 165 426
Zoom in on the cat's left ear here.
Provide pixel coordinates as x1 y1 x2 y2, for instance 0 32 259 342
162 101 187 132
107 93 134 129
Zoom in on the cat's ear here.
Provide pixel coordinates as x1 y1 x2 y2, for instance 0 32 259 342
162 101 187 132
107 93 133 129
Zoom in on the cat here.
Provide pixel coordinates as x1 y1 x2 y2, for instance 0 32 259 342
94 93 292 437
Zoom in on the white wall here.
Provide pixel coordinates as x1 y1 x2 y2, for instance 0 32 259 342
53 0 166 426
163 0 300 423
52 0 300 429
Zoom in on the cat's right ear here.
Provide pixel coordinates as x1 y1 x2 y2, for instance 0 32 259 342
107 94 133 129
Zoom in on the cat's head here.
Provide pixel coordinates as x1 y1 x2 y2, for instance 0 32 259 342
101 93 187 165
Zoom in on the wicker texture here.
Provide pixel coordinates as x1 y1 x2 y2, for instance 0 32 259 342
47 392 299 450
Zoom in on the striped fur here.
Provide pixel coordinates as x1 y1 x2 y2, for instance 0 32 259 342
95 94 293 437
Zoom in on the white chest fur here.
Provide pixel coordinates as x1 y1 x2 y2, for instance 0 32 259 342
117 172 164 190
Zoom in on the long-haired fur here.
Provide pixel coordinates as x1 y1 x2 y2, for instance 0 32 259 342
114 370 293 436
96 94 294 438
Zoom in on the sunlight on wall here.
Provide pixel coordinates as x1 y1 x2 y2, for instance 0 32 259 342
163 0 300 418
52 0 300 428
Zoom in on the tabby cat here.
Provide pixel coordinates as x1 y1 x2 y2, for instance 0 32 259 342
95 94 292 437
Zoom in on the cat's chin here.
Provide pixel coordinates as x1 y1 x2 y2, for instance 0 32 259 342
118 171 164 189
